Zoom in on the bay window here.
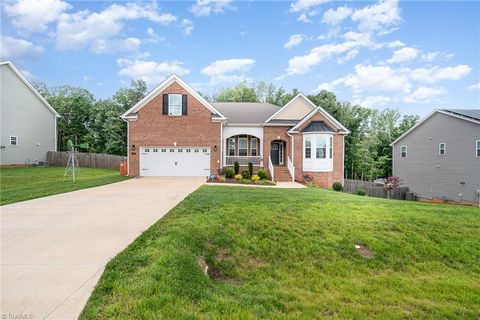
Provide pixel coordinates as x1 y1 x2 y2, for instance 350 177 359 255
303 134 334 172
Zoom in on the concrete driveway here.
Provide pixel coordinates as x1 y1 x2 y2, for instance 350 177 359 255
1 177 204 319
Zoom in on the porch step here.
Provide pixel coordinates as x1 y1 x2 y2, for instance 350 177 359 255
273 166 292 182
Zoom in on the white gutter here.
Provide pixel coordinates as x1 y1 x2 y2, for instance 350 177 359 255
220 121 224 169
121 117 130 176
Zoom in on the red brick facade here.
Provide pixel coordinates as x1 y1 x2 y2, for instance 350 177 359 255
128 82 221 177
127 81 345 187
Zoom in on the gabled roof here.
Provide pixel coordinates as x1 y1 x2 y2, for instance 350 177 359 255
212 102 280 124
264 93 315 123
0 61 60 117
121 74 226 120
390 108 480 146
301 121 335 133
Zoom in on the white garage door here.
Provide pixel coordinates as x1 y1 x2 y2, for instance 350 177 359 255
140 147 210 177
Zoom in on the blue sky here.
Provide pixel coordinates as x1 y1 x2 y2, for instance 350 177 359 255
1 0 479 116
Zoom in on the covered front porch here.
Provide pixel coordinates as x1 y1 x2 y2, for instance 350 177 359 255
225 134 262 166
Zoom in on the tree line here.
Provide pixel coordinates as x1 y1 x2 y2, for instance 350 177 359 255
35 80 418 181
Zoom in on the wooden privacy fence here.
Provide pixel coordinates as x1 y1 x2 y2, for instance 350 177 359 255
344 179 409 200
47 151 126 171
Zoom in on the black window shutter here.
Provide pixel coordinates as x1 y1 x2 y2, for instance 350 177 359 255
162 94 168 115
182 94 188 115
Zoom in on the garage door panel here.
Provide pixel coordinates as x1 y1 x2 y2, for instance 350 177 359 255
140 147 210 177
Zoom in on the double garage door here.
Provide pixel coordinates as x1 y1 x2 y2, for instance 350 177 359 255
140 147 210 177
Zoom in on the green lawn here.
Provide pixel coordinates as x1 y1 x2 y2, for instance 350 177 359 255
81 186 479 319
0 167 130 205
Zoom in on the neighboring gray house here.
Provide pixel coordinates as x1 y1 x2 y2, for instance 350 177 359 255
0 61 59 166
391 109 480 204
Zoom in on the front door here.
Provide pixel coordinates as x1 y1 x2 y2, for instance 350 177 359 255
271 143 280 165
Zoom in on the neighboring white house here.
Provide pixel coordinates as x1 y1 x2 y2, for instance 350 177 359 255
0 61 59 166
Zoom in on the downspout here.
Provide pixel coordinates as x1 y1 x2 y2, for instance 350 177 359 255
220 120 223 169
122 117 130 176
342 134 345 186
287 131 295 182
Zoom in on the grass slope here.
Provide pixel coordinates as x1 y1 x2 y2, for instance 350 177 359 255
81 186 480 319
0 167 129 205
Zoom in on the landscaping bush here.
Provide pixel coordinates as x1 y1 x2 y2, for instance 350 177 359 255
251 174 260 182
241 179 251 184
241 170 251 179
234 174 242 181
248 162 253 178
357 188 367 196
217 167 226 176
257 169 268 180
255 180 275 185
225 169 235 179
218 176 226 182
332 182 343 192
234 162 240 175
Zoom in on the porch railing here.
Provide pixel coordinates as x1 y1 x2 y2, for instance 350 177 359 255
268 156 274 181
225 156 262 166
287 156 295 182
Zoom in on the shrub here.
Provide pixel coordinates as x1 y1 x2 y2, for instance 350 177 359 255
255 180 275 185
357 188 367 196
241 170 251 179
332 182 343 192
217 167 226 176
248 162 253 178
241 179 251 184
257 169 268 180
251 174 260 182
234 162 240 175
218 176 226 182
225 169 235 179
234 174 242 181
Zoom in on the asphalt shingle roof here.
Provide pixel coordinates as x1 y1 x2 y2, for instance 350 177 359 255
212 102 281 124
443 109 480 121
301 121 335 133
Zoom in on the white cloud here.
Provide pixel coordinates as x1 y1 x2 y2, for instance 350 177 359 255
337 49 359 64
290 0 329 12
55 2 176 51
181 19 194 36
146 28 165 44
0 35 44 60
354 95 391 107
297 13 313 23
284 34 305 49
387 40 405 48
322 6 352 26
467 83 480 91
190 0 235 17
421 52 438 62
4 0 71 32
409 65 472 83
351 0 401 34
90 38 141 54
343 64 412 94
386 47 419 64
116 58 190 86
404 86 446 103
201 58 255 83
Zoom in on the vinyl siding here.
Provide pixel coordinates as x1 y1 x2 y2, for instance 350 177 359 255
0 65 56 165
393 112 480 202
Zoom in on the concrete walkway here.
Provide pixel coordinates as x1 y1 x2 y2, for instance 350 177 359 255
1 177 204 319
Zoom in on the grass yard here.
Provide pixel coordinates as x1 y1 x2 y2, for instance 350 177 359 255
0 166 129 205
81 186 480 319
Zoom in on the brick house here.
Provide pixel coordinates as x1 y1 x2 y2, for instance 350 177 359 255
121 74 349 186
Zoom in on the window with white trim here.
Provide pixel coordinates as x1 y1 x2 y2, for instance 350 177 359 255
401 146 407 158
238 137 248 156
303 133 334 172
476 140 480 157
329 136 333 159
168 94 182 116
9 136 18 146
305 136 311 159
315 136 326 159
251 138 258 156
439 143 446 155
228 138 235 156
